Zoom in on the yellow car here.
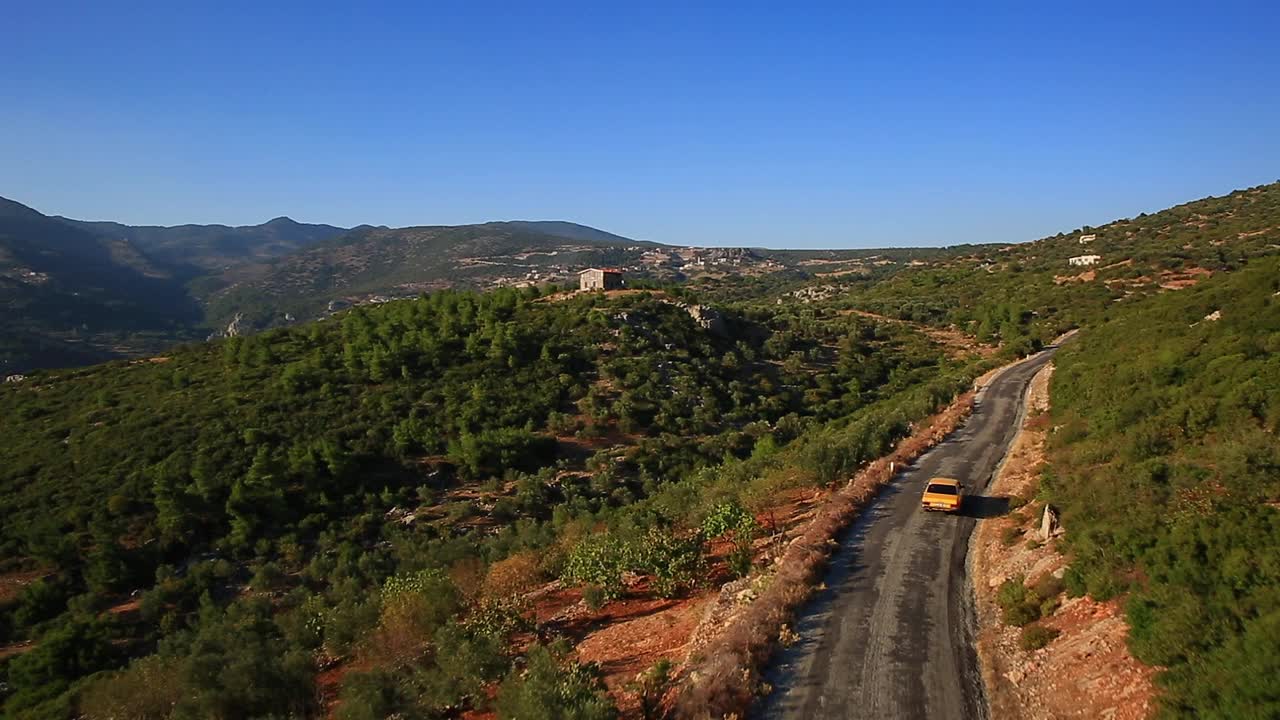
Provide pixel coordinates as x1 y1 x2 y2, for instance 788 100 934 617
921 477 964 513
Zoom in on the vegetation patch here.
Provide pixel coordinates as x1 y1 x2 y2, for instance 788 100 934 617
1045 259 1280 718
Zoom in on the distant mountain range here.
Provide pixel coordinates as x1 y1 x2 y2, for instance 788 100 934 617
4 195 936 372
0 197 204 371
24 178 1275 374
56 215 353 273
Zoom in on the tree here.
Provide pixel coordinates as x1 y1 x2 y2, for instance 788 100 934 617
562 533 627 601
4 618 120 716
702 501 760 578
496 641 617 720
225 447 287 548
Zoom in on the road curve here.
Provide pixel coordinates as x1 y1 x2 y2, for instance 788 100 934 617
756 346 1062 720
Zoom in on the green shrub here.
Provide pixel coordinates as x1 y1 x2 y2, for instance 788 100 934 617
997 576 1041 627
5 618 121 716
582 585 607 611
1020 623 1060 651
1000 526 1022 547
1062 567 1087 598
629 659 674 720
1031 574 1064 600
336 669 411 720
496 641 617 720
632 528 704 598
1039 595 1061 618
249 561 287 593
702 501 760 578
563 534 627 601
77 656 183 720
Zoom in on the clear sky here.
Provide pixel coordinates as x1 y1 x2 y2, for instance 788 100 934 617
3 1 1278 247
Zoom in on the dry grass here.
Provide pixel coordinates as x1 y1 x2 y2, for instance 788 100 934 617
675 385 984 718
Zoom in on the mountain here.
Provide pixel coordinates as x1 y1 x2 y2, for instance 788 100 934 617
197 221 944 330
56 215 350 273
497 220 642 245
0 197 203 373
198 222 659 326
8 181 1278 371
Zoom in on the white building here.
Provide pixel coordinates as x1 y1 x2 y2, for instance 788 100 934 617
1079 234 1097 244
1068 255 1102 267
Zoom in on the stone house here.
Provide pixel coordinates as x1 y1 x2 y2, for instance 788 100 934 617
579 268 623 291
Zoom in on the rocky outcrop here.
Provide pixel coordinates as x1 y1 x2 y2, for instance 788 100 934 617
206 312 249 341
224 313 247 338
682 304 729 338
1039 504 1060 542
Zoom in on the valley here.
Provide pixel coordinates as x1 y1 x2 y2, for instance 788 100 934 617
0 182 1277 720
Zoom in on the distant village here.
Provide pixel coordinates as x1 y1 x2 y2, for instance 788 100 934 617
483 244 786 290
302 245 787 325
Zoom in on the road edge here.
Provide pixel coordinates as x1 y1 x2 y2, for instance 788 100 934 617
674 353 1035 718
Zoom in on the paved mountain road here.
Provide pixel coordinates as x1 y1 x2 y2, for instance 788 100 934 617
756 346 1062 720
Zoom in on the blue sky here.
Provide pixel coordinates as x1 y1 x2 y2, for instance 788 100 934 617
3 1 1278 247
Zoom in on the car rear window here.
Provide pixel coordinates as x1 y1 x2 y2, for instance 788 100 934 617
926 484 958 495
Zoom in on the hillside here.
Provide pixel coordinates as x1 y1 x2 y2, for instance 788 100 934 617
8 195 934 368
0 285 983 718
56 215 351 274
1 182 1278 718
199 221 957 331
764 182 1280 354
754 182 1277 718
198 222 658 328
0 198 203 374
1043 260 1280 718
4 192 972 371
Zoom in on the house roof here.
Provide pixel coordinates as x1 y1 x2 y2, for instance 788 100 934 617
579 267 623 275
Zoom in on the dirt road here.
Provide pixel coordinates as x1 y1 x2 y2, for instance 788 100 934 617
756 345 1063 720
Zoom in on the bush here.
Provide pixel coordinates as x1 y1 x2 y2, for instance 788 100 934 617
362 571 461 669
629 659 674 720
702 501 759 578
323 597 381 659
12 577 71 632
1031 572 1062 596
1020 623 1060 651
5 618 121 715
167 598 316 719
483 551 545 602
997 576 1041 627
77 655 183 720
632 528 704 598
563 534 627 601
496 641 617 720
582 585 607 611
1000 525 1023 547
449 428 557 479
336 669 411 720
1062 566 1087 598
249 561 287 593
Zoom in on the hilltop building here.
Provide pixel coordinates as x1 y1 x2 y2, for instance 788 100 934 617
579 268 623 291
1068 254 1101 267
